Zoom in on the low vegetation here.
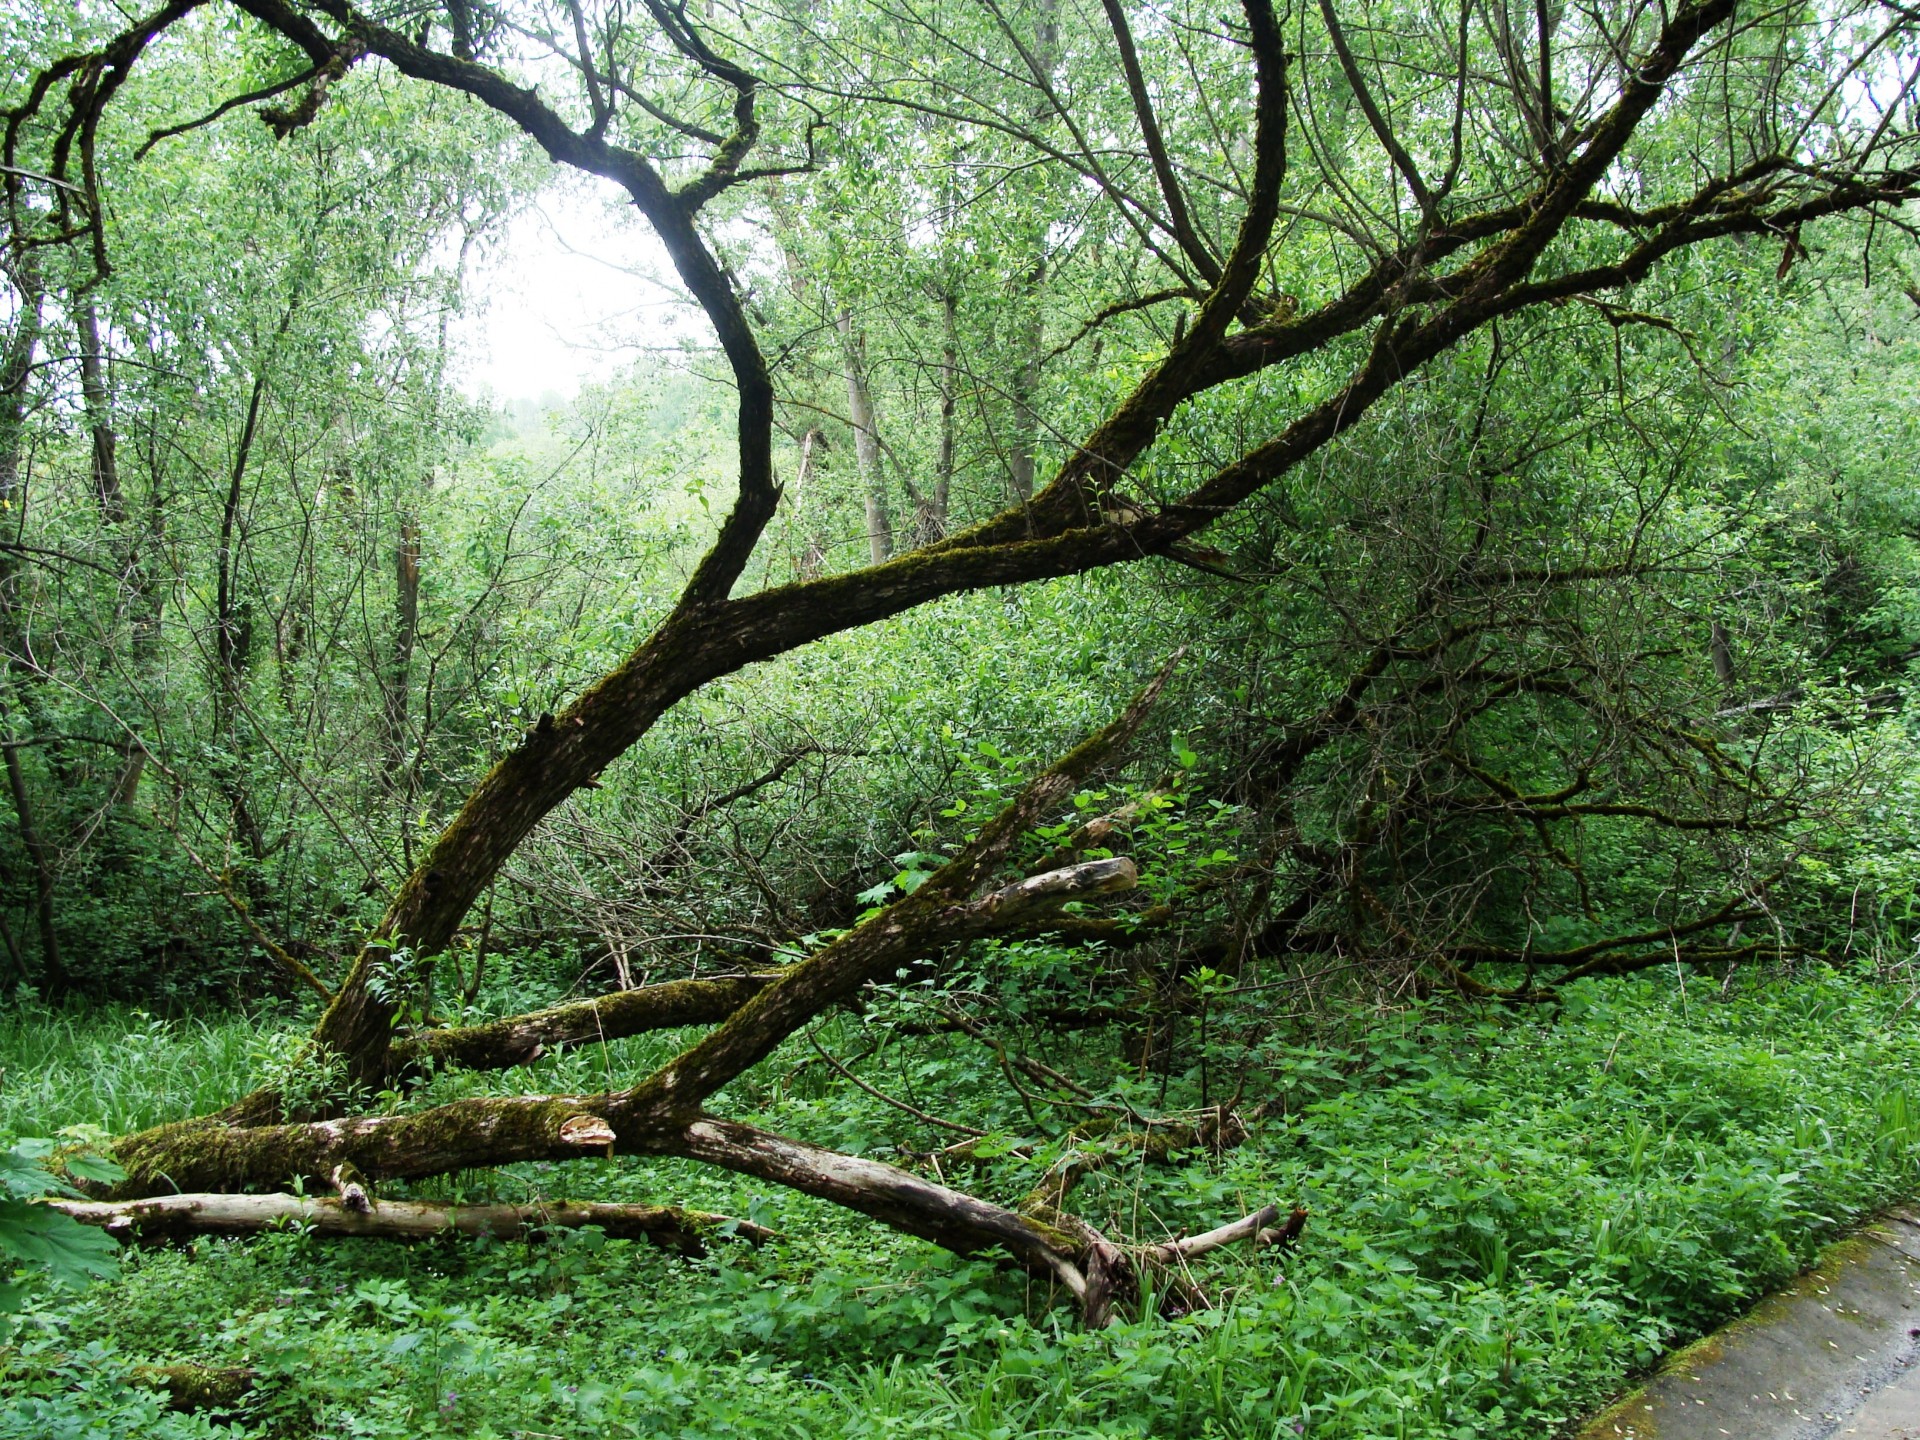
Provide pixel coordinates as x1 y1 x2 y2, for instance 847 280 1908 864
6 969 1920 1438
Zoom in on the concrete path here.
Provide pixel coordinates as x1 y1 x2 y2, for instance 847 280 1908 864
1838 1362 1920 1439
1574 1210 1920 1440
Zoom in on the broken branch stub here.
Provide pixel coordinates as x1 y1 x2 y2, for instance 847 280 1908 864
969 857 1137 921
558 1113 617 1147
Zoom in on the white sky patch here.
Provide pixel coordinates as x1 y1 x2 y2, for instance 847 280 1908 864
450 176 707 403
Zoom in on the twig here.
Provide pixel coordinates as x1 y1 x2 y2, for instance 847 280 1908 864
176 838 333 1003
806 1027 986 1137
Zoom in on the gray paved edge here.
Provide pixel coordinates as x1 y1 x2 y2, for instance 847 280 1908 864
1572 1210 1920 1440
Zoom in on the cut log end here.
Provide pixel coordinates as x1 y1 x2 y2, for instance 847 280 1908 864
330 1163 371 1213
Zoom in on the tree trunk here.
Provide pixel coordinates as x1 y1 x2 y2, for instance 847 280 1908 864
2 732 64 995
0 254 43 602
790 426 826 579
1005 0 1057 506
108 457 166 810
915 289 956 543
383 514 421 784
213 368 268 870
0 258 41 514
75 299 126 524
115 667 1167 1187
1007 255 1045 505
838 311 890 563
0 261 59 994
396 970 780 1073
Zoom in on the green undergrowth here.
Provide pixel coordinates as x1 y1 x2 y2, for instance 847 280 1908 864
4 967 1920 1439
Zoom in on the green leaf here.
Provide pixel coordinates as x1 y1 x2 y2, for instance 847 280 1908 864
0 1198 121 1291
65 1154 128 1185
0 1142 73 1199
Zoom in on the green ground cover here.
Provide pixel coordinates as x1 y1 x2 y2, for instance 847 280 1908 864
3 967 1917 1439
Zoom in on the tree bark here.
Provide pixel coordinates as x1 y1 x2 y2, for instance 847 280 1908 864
2 730 64 994
0 255 42 517
54 1191 770 1253
678 1115 1095 1295
74 299 126 524
108 410 171 810
0 261 57 992
212 366 269 871
1007 254 1044 505
838 310 890 564
396 970 781 1073
790 425 826 579
114 663 1170 1189
382 514 420 784
917 289 956 543
111 857 1142 1194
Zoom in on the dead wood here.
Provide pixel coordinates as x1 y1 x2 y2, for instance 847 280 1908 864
394 971 785 1073
134 1361 257 1413
52 1192 769 1253
101 859 1150 1197
0 1357 258 1414
91 672 1295 1323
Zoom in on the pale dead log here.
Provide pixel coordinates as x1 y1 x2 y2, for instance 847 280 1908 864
7 1358 260 1413
675 1114 1092 1299
1026 789 1173 876
51 1192 771 1253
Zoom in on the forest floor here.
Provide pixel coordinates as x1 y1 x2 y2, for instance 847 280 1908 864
3 967 1919 1440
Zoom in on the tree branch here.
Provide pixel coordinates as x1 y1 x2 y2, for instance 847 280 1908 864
53 1192 771 1252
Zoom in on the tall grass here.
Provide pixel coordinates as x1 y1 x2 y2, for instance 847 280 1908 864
0 1003 262 1137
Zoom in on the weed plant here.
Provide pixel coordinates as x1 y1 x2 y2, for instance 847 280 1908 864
3 966 1918 1438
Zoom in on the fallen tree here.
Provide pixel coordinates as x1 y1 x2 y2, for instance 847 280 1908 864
77 669 1293 1324
51 1193 772 1253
